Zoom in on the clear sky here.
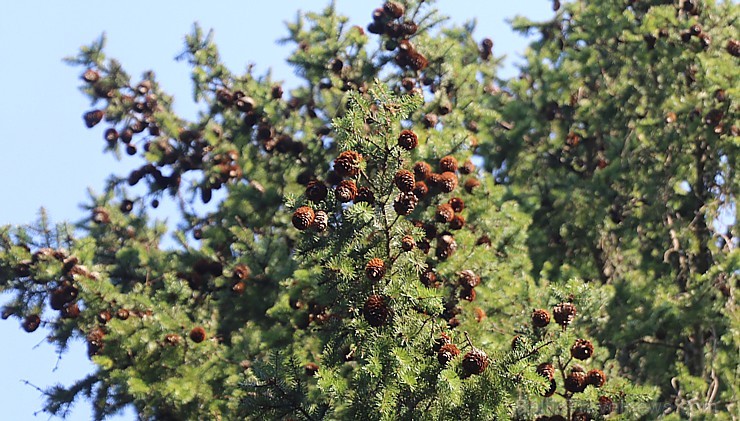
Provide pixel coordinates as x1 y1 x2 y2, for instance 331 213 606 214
0 1 551 419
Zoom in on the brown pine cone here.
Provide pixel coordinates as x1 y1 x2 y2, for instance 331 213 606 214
564 370 587 393
459 287 476 302
439 155 458 173
365 258 386 281
233 263 251 280
22 314 41 332
412 181 429 199
394 169 415 192
363 294 390 327
397 129 418 150
458 270 480 288
587 369 606 387
312 210 329 232
189 326 207 343
420 269 438 288
383 1 405 18
437 343 460 366
449 215 465 230
532 309 551 328
448 197 465 213
553 302 577 328
436 203 455 223
462 348 489 376
401 235 415 252
413 161 432 181
393 192 418 215
436 234 457 259
536 362 555 380
83 110 105 128
292 206 315 230
727 39 740 57
305 180 328 202
598 395 614 415
439 172 458 193
543 379 557 397
464 177 481 193
334 150 362 178
459 159 475 175
355 186 375 204
422 113 438 128
335 180 358 203
571 338 594 360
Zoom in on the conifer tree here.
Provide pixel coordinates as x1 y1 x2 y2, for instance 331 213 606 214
0 0 735 420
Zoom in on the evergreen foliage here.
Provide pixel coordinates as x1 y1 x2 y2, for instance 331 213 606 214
0 0 737 419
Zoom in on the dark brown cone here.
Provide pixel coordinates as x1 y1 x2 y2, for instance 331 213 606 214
312 210 329 232
437 343 460 366
543 379 557 397
458 270 480 288
397 130 418 150
436 234 457 259
334 150 362 178
393 192 418 215
727 39 740 57
436 203 455 223
189 326 206 343
439 156 458 173
553 302 577 328
462 348 489 376
61 303 81 319
22 314 41 332
439 172 458 193
587 369 606 387
365 258 386 281
383 1 405 18
571 411 590 421
536 362 555 380
82 68 100 83
449 215 465 230
422 113 439 128
459 287 476 302
598 395 614 415
164 333 182 346
413 161 432 181
565 370 587 393
236 96 256 112
116 308 130 320
448 197 465 213
412 181 429 199
92 207 110 224
304 363 319 376
463 177 481 193
234 263 251 280
532 309 551 328
571 338 594 360
355 187 375 204
432 332 451 353
420 270 438 288
292 206 315 230
84 110 105 128
401 235 415 252
305 180 328 202
394 169 415 192
363 295 389 327
335 180 358 203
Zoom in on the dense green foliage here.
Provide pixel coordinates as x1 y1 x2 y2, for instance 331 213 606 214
0 1 737 420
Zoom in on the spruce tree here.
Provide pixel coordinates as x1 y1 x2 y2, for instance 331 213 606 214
0 0 736 420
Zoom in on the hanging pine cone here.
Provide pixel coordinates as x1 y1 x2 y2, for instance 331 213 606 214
532 309 551 328
383 1 405 18
82 68 100 83
598 395 614 415
393 192 418 215
587 369 606 387
439 156 458 173
397 129 418 150
553 302 577 328
83 110 105 128
448 197 465 213
432 332 452 353
304 362 320 376
436 203 455 223
363 294 390 327
233 263 251 280
564 370 587 393
394 169 415 192
449 215 465 230
312 210 329 232
422 113 439 128
355 186 375 204
571 338 594 360
536 362 555 380
436 234 457 259
462 348 489 376
365 258 386 281
437 343 460 366
401 235 415 251
420 269 438 288
305 180 328 202
334 150 362 178
413 161 432 181
480 38 493 60
22 314 41 333
458 270 480 288
412 181 429 199
189 326 207 343
335 180 358 203
464 177 481 193
438 172 458 193
727 39 740 57
459 159 475 175
292 206 315 230
543 379 557 397
459 287 476 302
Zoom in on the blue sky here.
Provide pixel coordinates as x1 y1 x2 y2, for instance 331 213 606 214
0 1 550 419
